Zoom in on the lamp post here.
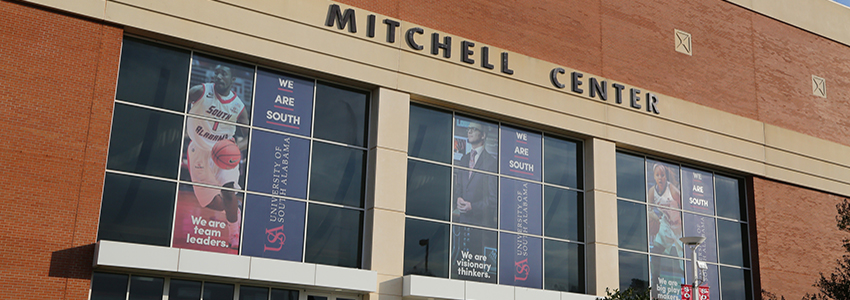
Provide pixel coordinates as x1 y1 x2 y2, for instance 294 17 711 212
680 236 706 299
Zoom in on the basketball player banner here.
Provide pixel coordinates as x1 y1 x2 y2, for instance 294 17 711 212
681 285 709 300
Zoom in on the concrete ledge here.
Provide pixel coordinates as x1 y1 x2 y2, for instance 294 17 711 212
402 275 596 300
94 241 377 293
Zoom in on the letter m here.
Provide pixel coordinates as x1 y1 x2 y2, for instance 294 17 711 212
325 4 357 33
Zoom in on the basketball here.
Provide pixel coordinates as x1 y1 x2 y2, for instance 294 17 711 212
212 139 241 170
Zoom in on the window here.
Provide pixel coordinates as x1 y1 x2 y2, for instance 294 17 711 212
403 104 585 293
98 36 369 269
616 152 752 300
90 272 304 300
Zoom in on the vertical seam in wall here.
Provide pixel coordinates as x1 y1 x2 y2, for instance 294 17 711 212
598 0 604 78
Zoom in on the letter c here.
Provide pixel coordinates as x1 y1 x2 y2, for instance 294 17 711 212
550 68 565 89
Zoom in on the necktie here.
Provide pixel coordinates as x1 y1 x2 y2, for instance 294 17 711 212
468 150 477 179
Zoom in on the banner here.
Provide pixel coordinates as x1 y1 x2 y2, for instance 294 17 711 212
246 129 310 200
241 194 306 261
499 126 541 181
498 233 542 288
499 178 542 235
681 285 710 300
646 160 683 257
451 225 498 283
682 167 714 214
252 68 314 137
684 213 717 262
172 184 243 254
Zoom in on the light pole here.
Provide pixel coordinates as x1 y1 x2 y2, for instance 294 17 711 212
680 236 706 299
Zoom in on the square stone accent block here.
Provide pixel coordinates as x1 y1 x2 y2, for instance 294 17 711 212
675 29 692 55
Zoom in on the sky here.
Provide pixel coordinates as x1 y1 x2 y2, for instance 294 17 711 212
833 0 850 7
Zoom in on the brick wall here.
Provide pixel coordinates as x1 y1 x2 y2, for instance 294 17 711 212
338 0 850 148
0 1 122 298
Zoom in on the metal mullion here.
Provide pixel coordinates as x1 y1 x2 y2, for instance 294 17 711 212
301 79 318 263
114 99 186 116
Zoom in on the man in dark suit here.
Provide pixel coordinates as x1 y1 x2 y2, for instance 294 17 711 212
454 122 498 228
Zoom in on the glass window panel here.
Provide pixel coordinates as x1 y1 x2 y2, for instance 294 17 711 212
686 262 720 300
720 267 753 300
91 272 128 300
717 220 750 267
107 104 184 178
406 160 452 221
683 213 718 263
452 115 499 172
168 279 201 300
305 204 363 268
453 169 498 229
309 142 366 207
187 54 254 125
128 276 164 300
408 104 453 163
116 37 190 112
238 286 268 300
618 200 648 251
98 173 175 246
543 187 583 241
649 256 685 300
182 116 251 189
313 82 369 147
202 282 233 300
646 160 682 209
617 152 645 201
648 206 683 257
543 136 582 189
307 296 327 300
404 218 450 278
450 225 498 283
681 167 714 214
543 240 584 293
270 288 299 300
618 251 649 292
500 126 542 181
715 175 745 221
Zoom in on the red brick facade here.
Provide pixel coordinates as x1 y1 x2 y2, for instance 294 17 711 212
0 1 122 298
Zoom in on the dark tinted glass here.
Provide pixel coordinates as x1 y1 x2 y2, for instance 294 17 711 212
107 104 184 178
307 296 328 300
617 152 646 201
618 200 648 251
716 175 745 220
543 136 582 189
408 104 453 163
168 280 201 300
116 37 190 111
544 240 584 293
649 256 684 300
91 273 128 300
128 276 164 300
543 187 583 241
404 218 450 278
618 251 649 292
313 82 369 147
202 282 233 300
720 267 753 300
98 173 176 246
238 286 268 300
717 220 749 267
309 142 366 207
406 160 452 221
305 204 363 268
270 288 299 300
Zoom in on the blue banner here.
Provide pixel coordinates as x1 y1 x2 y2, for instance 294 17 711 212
684 213 718 263
682 167 714 214
500 126 541 181
499 178 542 235
252 68 314 137
499 232 542 288
246 129 310 199
241 194 305 261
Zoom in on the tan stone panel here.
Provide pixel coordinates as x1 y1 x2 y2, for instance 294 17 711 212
586 243 619 296
367 147 408 213
370 88 411 152
367 208 406 276
365 293 402 300
607 105 765 165
376 274 404 296
765 148 850 187
113 0 400 72
105 1 400 88
24 0 106 20
656 91 766 144
765 164 850 197
607 125 766 176
586 138 618 194
750 0 850 48
765 124 850 169
586 191 618 246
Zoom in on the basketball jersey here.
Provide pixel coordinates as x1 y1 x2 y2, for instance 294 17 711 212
187 83 245 150
653 183 676 207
